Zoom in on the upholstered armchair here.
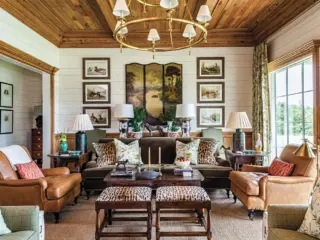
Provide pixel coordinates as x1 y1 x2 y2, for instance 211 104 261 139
0 146 82 223
229 144 316 220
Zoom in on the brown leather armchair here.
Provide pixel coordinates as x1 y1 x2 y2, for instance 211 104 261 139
229 144 316 220
0 146 82 223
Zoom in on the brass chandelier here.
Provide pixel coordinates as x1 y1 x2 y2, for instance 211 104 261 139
112 0 212 58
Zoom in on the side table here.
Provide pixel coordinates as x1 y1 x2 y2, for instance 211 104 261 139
225 150 269 170
48 152 89 173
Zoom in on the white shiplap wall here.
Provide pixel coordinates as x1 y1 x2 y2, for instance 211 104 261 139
57 47 253 132
267 2 320 62
0 60 42 150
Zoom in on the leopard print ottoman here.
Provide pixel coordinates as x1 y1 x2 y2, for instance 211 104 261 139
156 186 210 202
97 187 152 202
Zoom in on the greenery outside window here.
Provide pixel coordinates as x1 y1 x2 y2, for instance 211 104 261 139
270 57 314 158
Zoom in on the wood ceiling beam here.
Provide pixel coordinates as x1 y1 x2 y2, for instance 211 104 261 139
87 0 117 33
207 0 230 30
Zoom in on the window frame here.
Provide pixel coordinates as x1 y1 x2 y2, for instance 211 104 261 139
270 57 314 157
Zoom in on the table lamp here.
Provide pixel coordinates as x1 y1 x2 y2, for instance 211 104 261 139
114 104 134 138
71 114 94 153
33 105 42 128
176 104 195 137
226 112 252 152
294 139 319 182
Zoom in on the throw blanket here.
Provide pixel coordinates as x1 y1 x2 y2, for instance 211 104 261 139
0 145 31 171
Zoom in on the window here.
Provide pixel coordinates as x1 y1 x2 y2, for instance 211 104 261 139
270 57 314 158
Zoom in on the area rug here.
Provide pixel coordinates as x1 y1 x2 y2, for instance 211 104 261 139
45 190 263 240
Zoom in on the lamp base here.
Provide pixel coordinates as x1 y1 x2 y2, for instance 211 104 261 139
118 119 129 138
232 129 246 152
181 119 191 137
75 131 87 153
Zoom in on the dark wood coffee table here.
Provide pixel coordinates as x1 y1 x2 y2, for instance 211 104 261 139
104 169 204 188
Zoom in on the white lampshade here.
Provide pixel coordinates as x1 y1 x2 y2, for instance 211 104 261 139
183 24 196 38
115 21 128 35
114 104 134 119
226 112 252 129
113 0 130 17
147 29 160 42
160 0 179 9
196 5 212 23
71 114 94 131
176 104 195 118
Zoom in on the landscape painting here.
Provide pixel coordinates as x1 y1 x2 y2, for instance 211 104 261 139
197 57 225 79
126 62 183 123
197 82 225 103
83 107 111 128
197 106 225 128
126 63 145 108
145 63 163 118
83 82 110 104
164 63 182 111
83 58 110 79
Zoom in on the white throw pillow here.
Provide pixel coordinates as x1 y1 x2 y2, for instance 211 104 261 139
0 209 11 236
298 180 320 239
175 139 200 165
114 139 142 165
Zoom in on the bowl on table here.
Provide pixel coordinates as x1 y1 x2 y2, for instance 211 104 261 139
175 157 190 169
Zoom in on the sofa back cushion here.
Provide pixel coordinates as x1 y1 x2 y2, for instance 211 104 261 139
280 144 316 177
0 152 18 180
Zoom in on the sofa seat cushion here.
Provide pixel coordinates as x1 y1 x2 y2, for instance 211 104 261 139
0 230 36 240
97 187 152 202
269 228 316 240
45 174 81 200
229 171 268 196
156 186 210 202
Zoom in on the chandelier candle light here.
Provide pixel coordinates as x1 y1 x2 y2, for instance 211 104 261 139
113 0 212 58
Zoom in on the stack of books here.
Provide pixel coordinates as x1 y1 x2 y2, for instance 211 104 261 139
174 167 193 176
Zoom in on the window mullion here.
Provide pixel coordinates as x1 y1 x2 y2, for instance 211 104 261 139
302 62 305 139
286 68 289 145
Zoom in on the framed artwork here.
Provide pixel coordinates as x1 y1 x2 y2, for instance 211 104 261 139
0 109 13 134
83 58 110 79
126 62 182 122
83 107 111 128
83 82 111 104
197 57 225 79
197 82 225 103
197 106 225 128
0 82 13 108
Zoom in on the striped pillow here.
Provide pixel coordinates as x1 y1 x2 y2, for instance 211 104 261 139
268 158 294 176
16 161 44 179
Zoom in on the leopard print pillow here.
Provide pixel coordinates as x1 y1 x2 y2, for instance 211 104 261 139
198 140 219 165
93 142 116 167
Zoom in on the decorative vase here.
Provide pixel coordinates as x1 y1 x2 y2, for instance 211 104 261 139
60 141 68 152
167 121 173 131
132 131 142 139
168 132 179 138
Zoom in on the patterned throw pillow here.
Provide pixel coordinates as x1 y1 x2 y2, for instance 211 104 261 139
298 180 320 238
93 142 116 167
268 158 294 176
175 139 200 165
0 209 11 235
114 139 142 164
198 140 219 165
16 161 44 179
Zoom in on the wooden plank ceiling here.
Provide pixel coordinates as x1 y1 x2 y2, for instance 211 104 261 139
2 0 319 48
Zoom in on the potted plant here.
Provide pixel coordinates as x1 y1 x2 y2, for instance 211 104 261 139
58 133 68 152
168 123 179 138
133 106 147 135
131 121 142 139
159 106 176 130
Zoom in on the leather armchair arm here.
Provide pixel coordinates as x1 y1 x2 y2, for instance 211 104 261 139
41 167 70 176
242 164 269 173
259 176 314 207
0 179 48 209
268 204 308 230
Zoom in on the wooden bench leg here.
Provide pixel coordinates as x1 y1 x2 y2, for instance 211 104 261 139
147 202 152 240
156 207 160 240
95 210 100 240
196 208 205 225
207 208 212 240
108 209 112 225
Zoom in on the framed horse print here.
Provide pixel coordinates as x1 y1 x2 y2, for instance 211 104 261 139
83 107 111 128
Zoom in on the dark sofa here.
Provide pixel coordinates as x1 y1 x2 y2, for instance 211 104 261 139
82 137 232 199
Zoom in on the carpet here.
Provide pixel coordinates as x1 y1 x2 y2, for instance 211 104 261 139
45 190 263 240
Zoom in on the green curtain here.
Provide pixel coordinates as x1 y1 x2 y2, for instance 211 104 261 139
252 43 271 162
